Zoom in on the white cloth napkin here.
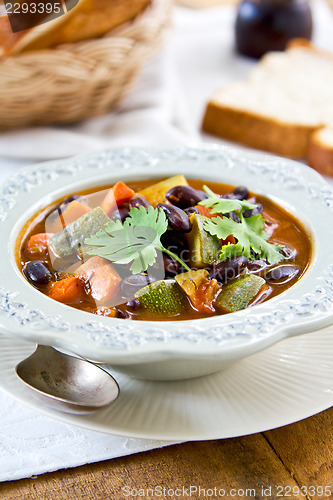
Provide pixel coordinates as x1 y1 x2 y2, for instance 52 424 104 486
0 0 332 482
0 391 173 482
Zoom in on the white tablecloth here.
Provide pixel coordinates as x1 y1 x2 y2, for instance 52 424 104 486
0 0 332 482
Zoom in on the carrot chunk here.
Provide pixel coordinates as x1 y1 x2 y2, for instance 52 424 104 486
195 204 216 219
223 234 236 245
26 233 54 258
101 182 135 214
46 201 91 234
76 256 122 305
48 276 86 305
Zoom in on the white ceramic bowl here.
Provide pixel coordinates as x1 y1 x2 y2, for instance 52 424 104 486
1 146 332 380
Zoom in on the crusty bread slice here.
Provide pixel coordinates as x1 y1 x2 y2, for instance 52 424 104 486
202 40 333 173
308 127 333 176
0 0 150 56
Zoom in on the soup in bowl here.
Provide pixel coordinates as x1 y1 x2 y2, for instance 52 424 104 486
17 176 312 322
1 146 332 380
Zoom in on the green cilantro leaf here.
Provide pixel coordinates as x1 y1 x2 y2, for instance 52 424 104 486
123 205 168 240
85 224 161 273
204 213 284 264
84 205 190 274
199 185 257 214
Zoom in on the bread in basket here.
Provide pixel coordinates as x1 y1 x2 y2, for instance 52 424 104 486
0 0 171 129
0 0 151 56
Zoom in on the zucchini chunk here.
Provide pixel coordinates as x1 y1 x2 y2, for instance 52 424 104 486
137 175 188 206
186 214 222 268
49 207 110 258
215 274 266 313
135 280 187 315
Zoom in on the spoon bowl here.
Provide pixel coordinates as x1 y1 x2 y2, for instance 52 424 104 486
15 345 119 414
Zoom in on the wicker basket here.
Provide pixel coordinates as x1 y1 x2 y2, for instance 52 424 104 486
0 0 171 130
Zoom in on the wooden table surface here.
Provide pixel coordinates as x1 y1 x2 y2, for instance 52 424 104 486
1 406 332 500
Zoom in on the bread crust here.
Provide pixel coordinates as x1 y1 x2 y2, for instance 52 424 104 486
202 102 317 158
0 0 151 55
202 40 333 175
308 129 333 177
287 38 333 61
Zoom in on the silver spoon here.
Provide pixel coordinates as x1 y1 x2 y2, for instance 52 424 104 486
15 345 119 414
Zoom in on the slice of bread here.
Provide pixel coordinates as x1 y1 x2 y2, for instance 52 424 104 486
0 0 151 56
308 127 333 176
202 40 333 175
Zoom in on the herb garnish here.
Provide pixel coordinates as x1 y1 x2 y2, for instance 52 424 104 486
84 206 191 274
199 186 257 214
199 186 284 264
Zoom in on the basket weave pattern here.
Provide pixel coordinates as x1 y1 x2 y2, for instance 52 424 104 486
0 0 171 130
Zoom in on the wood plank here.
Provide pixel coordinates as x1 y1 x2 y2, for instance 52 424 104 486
0 432 306 500
264 407 333 500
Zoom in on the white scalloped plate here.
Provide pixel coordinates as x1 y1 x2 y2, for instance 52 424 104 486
1 146 333 380
0 326 332 440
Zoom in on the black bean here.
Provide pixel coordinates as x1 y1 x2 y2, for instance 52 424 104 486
265 265 300 282
233 186 249 199
115 309 127 319
163 254 182 277
129 196 151 211
223 186 249 200
157 203 191 233
197 190 208 201
126 298 141 310
184 206 199 216
279 246 297 260
209 257 248 283
246 259 268 273
119 274 158 299
24 261 52 285
225 212 241 223
166 185 208 209
119 206 130 222
243 203 263 218
110 206 129 222
161 230 188 253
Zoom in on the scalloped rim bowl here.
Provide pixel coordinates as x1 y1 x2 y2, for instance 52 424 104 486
0 146 333 380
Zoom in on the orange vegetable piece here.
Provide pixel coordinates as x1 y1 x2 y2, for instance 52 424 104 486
76 256 122 305
26 233 54 258
195 204 216 219
46 201 91 234
223 234 236 245
190 278 221 314
101 182 135 215
48 276 86 305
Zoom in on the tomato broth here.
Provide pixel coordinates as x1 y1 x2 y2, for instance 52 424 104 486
16 177 312 321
